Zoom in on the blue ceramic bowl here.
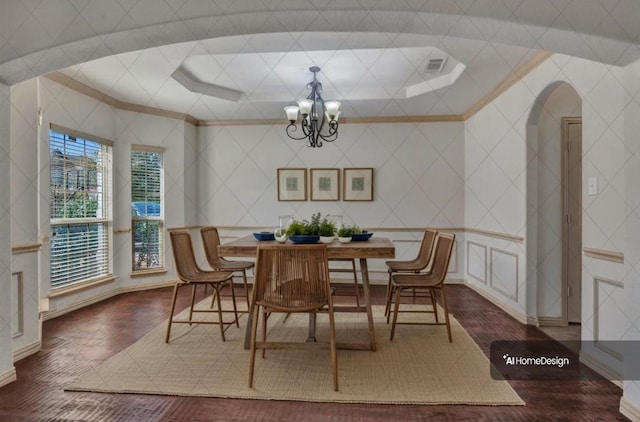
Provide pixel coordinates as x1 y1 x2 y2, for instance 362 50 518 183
253 232 275 241
289 235 320 244
352 232 373 241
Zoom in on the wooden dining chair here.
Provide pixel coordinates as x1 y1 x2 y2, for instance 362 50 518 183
248 244 338 391
384 228 438 317
389 232 455 342
166 230 239 343
201 226 254 309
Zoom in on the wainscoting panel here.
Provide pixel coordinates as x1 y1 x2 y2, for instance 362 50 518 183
489 247 519 302
593 277 625 360
11 272 23 338
466 241 487 284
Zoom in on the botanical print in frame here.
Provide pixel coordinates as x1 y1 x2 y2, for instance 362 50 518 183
343 168 374 201
277 168 307 201
310 168 340 201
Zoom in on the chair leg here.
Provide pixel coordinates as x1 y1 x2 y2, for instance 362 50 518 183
165 283 180 343
328 309 338 391
386 276 396 324
241 269 250 310
212 284 226 342
350 260 360 307
248 303 260 388
384 271 393 317
440 287 452 342
228 280 240 327
261 310 268 359
431 290 439 323
189 284 198 324
390 286 403 341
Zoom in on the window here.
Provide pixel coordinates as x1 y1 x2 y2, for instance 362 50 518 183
131 146 164 271
49 125 112 288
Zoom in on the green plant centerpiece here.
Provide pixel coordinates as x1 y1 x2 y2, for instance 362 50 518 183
285 213 339 243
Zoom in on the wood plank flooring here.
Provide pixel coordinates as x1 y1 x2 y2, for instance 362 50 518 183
0 284 628 421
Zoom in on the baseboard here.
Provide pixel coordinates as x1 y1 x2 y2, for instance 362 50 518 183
526 316 539 326
43 280 176 321
580 350 623 388
538 316 564 327
463 281 528 325
620 396 640 422
13 340 41 363
445 278 466 284
0 367 17 388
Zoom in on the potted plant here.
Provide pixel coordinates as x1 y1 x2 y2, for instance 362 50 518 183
337 225 354 243
318 215 336 244
286 212 323 243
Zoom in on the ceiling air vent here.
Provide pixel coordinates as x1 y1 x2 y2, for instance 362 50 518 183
423 56 447 74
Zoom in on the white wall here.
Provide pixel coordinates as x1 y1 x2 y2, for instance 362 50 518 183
621 58 640 421
9 78 41 360
465 54 627 336
0 82 17 387
196 121 466 279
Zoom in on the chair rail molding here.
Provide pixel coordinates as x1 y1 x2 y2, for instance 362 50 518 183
583 247 624 264
11 241 42 254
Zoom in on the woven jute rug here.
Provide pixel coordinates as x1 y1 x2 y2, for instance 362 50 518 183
66 301 524 405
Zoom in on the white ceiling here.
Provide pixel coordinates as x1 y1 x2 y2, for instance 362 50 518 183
56 32 541 121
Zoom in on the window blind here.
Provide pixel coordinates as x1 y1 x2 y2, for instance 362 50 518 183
131 147 164 271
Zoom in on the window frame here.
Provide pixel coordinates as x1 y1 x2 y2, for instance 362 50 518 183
48 124 114 290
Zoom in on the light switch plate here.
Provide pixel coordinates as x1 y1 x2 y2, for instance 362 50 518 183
588 176 598 195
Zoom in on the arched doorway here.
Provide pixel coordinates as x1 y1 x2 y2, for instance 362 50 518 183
526 82 582 331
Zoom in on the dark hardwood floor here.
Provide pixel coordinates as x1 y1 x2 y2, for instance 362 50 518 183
0 283 628 421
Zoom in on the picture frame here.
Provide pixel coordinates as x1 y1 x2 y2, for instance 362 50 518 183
277 168 307 201
310 168 340 201
343 168 374 201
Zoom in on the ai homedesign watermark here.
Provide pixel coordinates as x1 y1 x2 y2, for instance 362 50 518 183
502 354 570 368
490 340 581 380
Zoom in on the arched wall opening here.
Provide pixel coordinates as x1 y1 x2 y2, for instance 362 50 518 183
526 81 582 326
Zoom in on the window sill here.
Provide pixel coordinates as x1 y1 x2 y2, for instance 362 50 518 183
130 268 167 278
49 274 118 298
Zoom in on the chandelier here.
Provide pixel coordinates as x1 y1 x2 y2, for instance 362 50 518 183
283 66 341 148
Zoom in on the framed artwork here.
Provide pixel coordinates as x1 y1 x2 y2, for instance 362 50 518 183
277 168 307 201
310 168 340 201
343 168 374 201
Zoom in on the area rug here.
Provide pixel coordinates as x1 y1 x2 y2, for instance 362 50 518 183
66 302 524 406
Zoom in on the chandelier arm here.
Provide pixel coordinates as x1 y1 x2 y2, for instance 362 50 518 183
285 123 311 141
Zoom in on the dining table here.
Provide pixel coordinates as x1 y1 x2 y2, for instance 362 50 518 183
217 235 395 351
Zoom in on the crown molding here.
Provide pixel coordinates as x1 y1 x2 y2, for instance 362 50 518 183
462 50 552 120
45 72 199 126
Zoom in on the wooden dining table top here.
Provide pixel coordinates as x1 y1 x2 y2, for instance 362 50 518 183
218 235 395 260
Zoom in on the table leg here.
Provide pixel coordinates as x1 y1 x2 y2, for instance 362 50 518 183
359 258 377 351
307 313 317 342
